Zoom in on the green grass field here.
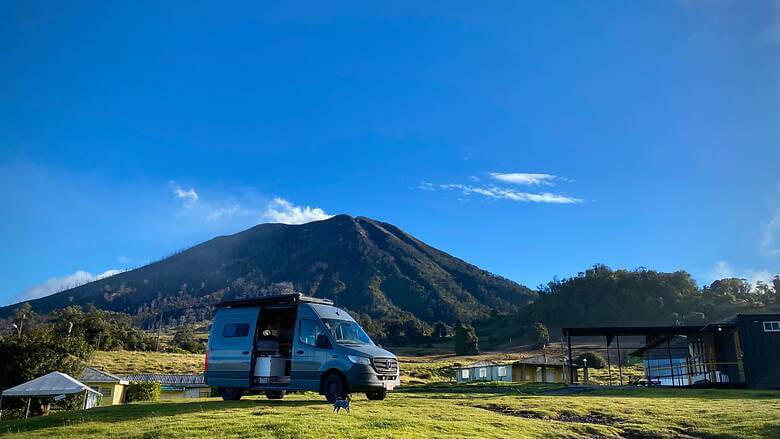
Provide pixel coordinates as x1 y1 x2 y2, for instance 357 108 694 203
1 384 778 438
3 351 776 437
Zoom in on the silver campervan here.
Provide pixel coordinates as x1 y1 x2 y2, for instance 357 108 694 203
205 293 400 402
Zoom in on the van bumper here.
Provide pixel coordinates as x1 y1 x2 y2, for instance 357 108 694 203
344 364 400 392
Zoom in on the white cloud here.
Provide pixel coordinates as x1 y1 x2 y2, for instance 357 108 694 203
705 261 775 287
489 172 558 186
762 206 780 257
206 204 253 222
170 181 199 207
439 184 583 204
14 269 122 303
263 198 333 224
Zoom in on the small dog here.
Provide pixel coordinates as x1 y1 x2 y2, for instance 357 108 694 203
333 395 352 413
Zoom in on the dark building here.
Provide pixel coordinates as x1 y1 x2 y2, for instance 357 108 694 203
563 314 780 389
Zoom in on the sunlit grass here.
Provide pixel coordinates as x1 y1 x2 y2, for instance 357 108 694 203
1 386 778 438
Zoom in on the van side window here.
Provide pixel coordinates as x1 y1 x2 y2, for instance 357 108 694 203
223 323 250 338
299 319 328 347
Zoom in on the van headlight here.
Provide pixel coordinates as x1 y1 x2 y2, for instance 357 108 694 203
347 355 371 365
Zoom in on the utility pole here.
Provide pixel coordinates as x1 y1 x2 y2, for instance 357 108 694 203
156 308 164 352
17 313 26 336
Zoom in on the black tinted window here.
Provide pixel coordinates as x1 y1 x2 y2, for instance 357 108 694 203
223 323 250 338
299 319 328 347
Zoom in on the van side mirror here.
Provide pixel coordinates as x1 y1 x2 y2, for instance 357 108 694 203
316 334 331 349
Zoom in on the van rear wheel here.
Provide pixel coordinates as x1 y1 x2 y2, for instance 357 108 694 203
323 374 347 403
366 390 387 400
220 387 243 401
265 390 285 399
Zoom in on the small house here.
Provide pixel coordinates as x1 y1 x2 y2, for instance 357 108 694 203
120 374 211 399
512 355 570 383
79 367 129 406
455 361 513 383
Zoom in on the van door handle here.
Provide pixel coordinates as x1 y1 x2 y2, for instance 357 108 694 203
296 350 304 355
241 351 249 355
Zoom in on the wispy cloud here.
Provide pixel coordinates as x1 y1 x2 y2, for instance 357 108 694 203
170 181 199 207
206 204 253 222
419 171 584 205
439 184 583 204
13 269 122 303
489 172 558 186
762 206 780 256
705 261 776 287
263 198 333 224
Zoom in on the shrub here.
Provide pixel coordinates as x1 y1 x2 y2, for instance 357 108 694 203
574 352 606 369
127 381 161 402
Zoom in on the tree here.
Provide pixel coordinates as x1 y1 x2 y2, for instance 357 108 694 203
402 320 427 344
432 321 449 339
383 320 404 346
454 323 479 355
774 276 780 302
172 327 204 353
532 322 549 347
574 352 606 369
0 325 93 392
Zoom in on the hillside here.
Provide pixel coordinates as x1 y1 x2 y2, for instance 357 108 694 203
1 215 535 329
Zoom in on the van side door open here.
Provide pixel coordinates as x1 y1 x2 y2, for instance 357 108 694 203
206 306 260 388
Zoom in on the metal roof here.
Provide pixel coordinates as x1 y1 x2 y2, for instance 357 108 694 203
215 293 333 308
119 374 208 387
2 372 101 397
456 361 499 369
513 355 566 366
79 367 128 384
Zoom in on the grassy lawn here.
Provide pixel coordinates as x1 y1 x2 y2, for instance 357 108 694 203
1 384 778 438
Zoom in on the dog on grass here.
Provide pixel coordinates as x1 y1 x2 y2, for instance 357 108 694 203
333 395 352 413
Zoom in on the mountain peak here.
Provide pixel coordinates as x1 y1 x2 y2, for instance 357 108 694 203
1 218 535 328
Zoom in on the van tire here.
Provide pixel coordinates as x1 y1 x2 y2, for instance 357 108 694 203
265 390 285 399
220 387 243 401
322 373 347 403
366 390 387 400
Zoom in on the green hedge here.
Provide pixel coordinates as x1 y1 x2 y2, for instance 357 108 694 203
127 381 161 402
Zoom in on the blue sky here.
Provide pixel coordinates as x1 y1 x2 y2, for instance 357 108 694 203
1 1 779 306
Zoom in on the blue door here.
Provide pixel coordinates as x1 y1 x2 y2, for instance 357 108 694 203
206 307 260 388
291 311 331 390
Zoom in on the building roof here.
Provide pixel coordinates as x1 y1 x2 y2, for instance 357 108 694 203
513 355 566 366
119 374 208 387
2 372 101 397
457 361 499 369
80 367 129 384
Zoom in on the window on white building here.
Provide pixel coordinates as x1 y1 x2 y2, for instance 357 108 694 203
763 321 780 332
497 366 507 377
461 369 470 379
478 368 487 378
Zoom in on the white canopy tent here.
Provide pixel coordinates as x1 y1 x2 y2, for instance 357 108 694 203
0 371 101 420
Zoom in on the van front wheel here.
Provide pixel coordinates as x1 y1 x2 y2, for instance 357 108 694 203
220 387 243 401
323 374 347 403
366 390 387 400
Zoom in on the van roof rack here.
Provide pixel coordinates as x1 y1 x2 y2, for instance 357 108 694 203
215 292 334 308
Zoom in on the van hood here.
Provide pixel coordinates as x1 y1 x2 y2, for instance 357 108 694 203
339 343 396 359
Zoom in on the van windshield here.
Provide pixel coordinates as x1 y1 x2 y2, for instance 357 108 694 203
321 318 374 346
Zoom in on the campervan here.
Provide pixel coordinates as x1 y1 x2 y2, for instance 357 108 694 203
205 293 400 402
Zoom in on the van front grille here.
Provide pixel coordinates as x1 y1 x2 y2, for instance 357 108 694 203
371 357 398 375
